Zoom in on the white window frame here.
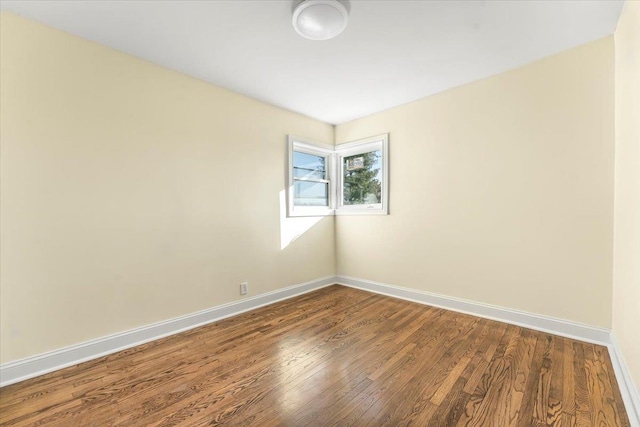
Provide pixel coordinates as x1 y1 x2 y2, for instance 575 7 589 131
335 134 389 215
287 134 389 217
287 136 335 217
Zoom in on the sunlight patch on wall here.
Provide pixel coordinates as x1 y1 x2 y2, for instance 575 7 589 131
279 190 322 250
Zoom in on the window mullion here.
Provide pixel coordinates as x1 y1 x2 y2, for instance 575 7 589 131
293 177 330 184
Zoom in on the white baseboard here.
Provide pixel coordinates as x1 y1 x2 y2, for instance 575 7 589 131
609 333 640 427
0 275 335 388
336 275 611 345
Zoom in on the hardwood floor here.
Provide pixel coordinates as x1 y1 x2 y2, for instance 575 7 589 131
0 285 630 426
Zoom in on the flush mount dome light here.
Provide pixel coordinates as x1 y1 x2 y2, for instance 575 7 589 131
292 0 348 41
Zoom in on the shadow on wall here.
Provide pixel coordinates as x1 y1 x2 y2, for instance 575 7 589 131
279 190 322 250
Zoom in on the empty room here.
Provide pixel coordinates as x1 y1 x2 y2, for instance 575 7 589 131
0 0 638 426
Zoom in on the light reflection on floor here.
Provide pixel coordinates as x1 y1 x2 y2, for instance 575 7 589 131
273 328 383 420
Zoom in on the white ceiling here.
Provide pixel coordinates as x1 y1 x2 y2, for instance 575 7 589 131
1 0 624 124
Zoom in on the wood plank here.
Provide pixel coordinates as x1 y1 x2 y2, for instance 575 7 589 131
573 341 592 427
427 377 472 427
562 337 576 418
534 333 555 423
456 326 521 427
596 345 631 427
547 334 564 426
587 344 631 427
502 328 538 427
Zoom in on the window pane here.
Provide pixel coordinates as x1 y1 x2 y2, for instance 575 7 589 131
343 150 382 205
293 151 326 180
294 181 329 206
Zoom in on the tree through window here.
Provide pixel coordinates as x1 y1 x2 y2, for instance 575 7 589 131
343 150 382 205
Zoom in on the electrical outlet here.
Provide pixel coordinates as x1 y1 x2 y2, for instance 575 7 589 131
240 282 248 295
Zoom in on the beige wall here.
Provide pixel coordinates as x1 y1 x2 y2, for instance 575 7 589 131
335 37 615 328
0 11 626 367
0 13 335 364
613 0 640 390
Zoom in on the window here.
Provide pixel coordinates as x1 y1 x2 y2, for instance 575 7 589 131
287 134 389 216
287 137 335 217
293 151 329 207
336 135 388 215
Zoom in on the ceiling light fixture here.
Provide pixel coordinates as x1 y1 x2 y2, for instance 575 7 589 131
292 0 349 41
